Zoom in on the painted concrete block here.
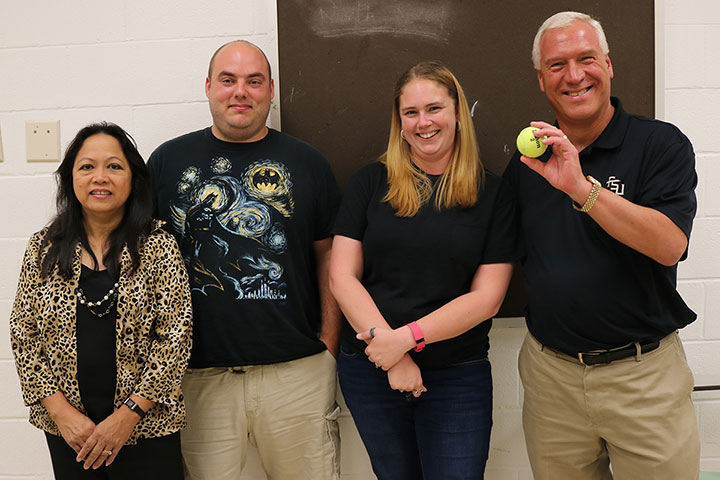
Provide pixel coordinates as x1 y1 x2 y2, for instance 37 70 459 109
0 2 125 48
664 25 705 89
487 409 530 469
680 218 720 280
665 0 720 25
489 327 525 409
125 0 254 40
704 282 720 339
0 420 52 475
0 177 55 237
685 340 720 376
0 361 28 418
703 154 720 217
665 90 720 154
678 281 705 340
699 403 720 457
0 301 11 360
132 103 212 160
0 238 31 301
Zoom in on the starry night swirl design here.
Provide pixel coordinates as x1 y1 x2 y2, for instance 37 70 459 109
170 158 294 300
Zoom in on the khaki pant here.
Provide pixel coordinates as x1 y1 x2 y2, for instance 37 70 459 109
181 350 341 480
519 332 699 480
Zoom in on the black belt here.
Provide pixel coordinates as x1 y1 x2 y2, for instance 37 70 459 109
553 341 661 365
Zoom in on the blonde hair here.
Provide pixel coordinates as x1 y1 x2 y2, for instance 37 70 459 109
381 61 484 217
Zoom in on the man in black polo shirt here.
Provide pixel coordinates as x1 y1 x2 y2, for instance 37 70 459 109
504 11 700 479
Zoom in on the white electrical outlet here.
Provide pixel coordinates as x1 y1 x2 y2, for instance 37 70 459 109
26 121 60 162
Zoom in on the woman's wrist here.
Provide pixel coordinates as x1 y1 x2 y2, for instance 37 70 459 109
41 392 75 421
398 324 418 352
113 403 143 429
390 353 414 370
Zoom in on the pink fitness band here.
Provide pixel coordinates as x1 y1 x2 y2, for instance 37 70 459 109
407 321 426 352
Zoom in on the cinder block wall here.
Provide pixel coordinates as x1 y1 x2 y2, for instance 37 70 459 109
662 1 720 474
0 1 717 478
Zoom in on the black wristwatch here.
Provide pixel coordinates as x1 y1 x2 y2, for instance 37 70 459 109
123 397 147 419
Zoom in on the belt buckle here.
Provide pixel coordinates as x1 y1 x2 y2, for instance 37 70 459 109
578 352 585 365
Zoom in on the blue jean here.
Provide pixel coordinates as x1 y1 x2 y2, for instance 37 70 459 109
338 347 493 480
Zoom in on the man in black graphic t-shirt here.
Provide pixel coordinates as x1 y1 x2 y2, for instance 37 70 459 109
148 40 341 480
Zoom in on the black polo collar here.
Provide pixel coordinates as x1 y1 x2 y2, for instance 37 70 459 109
589 97 629 151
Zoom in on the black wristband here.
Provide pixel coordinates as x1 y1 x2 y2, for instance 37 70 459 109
123 397 147 419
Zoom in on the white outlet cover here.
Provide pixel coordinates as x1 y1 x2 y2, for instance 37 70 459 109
26 121 60 162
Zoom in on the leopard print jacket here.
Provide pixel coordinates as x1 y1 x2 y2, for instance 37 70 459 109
9 221 193 443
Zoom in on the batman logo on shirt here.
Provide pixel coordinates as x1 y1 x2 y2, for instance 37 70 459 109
243 161 294 217
253 167 281 193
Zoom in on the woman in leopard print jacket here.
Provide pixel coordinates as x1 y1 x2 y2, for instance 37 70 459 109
9 123 192 479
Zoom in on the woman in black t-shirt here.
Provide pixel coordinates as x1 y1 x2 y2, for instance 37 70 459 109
10 123 192 480
330 61 521 479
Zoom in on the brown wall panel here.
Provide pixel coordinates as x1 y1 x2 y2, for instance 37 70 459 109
278 0 654 316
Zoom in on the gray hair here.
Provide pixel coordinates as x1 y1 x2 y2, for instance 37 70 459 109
531 11 609 70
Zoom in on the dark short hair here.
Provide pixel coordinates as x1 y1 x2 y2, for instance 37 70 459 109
40 122 154 279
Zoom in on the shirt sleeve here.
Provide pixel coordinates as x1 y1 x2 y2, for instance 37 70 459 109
501 153 520 189
9 234 61 406
637 126 697 240
313 158 341 241
331 163 379 241
481 175 524 264
133 232 193 406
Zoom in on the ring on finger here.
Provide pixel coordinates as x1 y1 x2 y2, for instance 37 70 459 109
369 327 376 339
102 449 113 456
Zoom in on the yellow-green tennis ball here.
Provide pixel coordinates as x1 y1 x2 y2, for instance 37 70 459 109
516 126 548 158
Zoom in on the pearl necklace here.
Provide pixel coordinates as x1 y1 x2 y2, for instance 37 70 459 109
77 282 119 318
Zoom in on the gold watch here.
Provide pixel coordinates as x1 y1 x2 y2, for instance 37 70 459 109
572 175 601 213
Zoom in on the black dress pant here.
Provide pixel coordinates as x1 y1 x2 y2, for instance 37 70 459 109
45 431 183 480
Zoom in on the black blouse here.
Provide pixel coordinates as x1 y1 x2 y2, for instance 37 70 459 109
76 265 117 424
